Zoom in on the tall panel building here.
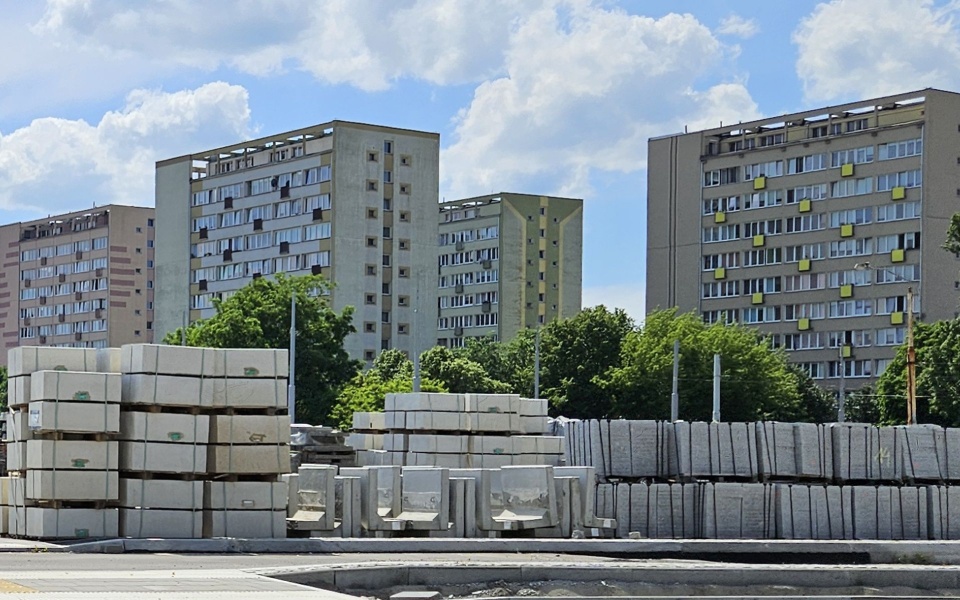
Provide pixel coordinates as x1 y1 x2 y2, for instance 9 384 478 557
155 121 439 363
647 88 960 388
0 205 156 361
437 193 583 347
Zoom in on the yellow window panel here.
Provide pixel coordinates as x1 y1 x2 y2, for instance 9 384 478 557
892 186 906 200
798 259 811 272
714 267 726 280
715 212 726 224
753 176 766 190
797 318 810 331
841 163 854 177
798 199 811 213
841 345 852 359
753 234 765 247
891 248 905 263
751 292 764 305
890 312 904 325
840 223 854 238
839 284 853 298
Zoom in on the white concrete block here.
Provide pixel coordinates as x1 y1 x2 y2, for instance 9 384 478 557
209 414 290 445
31 371 120 403
6 442 25 472
203 509 286 538
26 470 119 501
383 433 408 452
26 440 118 470
519 398 548 417
119 478 203 510
96 348 122 374
28 401 120 434
468 436 513 455
204 481 286 511
26 507 118 539
120 412 210 444
479 454 513 469
468 412 520 433
390 393 462 412
120 508 203 538
398 466 450 530
206 445 290 474
356 449 388 466
120 441 207 474
520 416 550 434
334 475 362 538
121 344 216 377
467 394 521 415
352 412 386 431
8 376 30 408
346 432 383 450
408 434 467 454
217 348 289 378
292 465 336 531
385 411 406 430
121 374 206 408
407 412 468 431
7 409 30 442
205 378 286 409
8 347 97 378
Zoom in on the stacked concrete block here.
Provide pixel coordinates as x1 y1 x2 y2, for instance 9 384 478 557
928 485 960 540
353 393 562 468
442 476 477 538
119 479 204 538
756 422 832 481
667 421 758 481
697 483 775 539
340 465 403 533
334 474 362 538
203 480 287 538
615 482 698 539
450 466 558 533
774 484 852 540
831 423 902 483
0 476 9 534
396 466 450 531
848 485 927 540
6 350 122 539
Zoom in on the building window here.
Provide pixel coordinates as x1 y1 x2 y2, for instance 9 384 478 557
368 151 378 162
400 155 411 166
399 239 409 250
134 330 141 336
367 208 377 219
146 321 153 330
382 254 391 267
383 171 392 183
364 322 376 333
136 227 142 233
366 237 378 247
147 219 154 227
384 141 393 155
383 198 392 211
399 184 410 195
383 226 391 238
399 212 410 223
367 180 378 192
136 248 142 254
399 324 408 334
398 267 409 278
365 294 376 305
366 265 377 276
398 295 409 307
382 283 391 295
364 350 376 361
381 312 390 323
539 228 545 238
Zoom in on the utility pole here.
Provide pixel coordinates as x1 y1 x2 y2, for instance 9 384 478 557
906 286 916 425
288 293 297 424
412 278 421 393
670 340 680 422
534 326 541 399
712 353 721 422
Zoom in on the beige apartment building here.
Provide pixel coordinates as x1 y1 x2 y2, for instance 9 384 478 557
647 88 960 388
437 193 583 348
155 121 440 363
0 205 155 362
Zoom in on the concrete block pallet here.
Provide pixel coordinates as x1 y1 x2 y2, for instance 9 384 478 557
352 393 563 468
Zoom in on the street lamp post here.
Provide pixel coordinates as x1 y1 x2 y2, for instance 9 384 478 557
854 262 917 425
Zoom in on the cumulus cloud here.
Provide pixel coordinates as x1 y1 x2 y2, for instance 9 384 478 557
794 0 960 102
441 4 760 199
0 82 253 215
31 0 536 91
717 15 759 38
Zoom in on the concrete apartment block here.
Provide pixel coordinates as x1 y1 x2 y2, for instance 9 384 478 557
648 89 960 388
437 193 583 348
155 121 440 364
0 206 155 366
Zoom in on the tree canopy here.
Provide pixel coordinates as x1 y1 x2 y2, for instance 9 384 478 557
163 273 359 425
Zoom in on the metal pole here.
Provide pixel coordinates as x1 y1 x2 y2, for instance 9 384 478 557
712 353 720 423
412 278 421 393
534 327 541 399
906 286 917 425
838 346 846 423
288 293 297 424
670 340 680 422
181 311 187 346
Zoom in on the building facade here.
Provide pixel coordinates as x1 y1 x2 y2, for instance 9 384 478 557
647 88 960 388
155 121 440 363
437 193 583 348
0 205 155 362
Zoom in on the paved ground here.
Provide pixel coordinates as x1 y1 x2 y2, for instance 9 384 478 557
0 552 959 598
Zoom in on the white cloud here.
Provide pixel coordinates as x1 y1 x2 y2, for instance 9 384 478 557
794 0 960 102
0 82 253 216
441 4 760 199
717 15 759 39
582 283 646 323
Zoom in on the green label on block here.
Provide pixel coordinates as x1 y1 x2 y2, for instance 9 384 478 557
71 458 89 468
168 432 184 441
54 365 67 371
73 391 90 401
74 528 89 538
244 367 260 376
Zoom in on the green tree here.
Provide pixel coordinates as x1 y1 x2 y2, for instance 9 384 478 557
600 308 804 422
163 274 360 425
371 348 413 381
942 213 960 256
790 364 836 423
0 365 7 411
875 319 960 426
843 384 881 424
420 346 512 394
540 305 635 418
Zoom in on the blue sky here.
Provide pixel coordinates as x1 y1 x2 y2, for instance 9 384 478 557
2 0 960 322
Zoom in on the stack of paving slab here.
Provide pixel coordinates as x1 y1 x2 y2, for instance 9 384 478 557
119 344 290 539
572 418 960 540
351 393 562 468
4 347 121 539
291 424 356 471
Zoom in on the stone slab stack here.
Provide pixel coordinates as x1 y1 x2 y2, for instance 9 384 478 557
756 422 832 481
831 423 903 483
773 483 852 540
119 344 289 539
6 347 122 539
352 394 563 468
